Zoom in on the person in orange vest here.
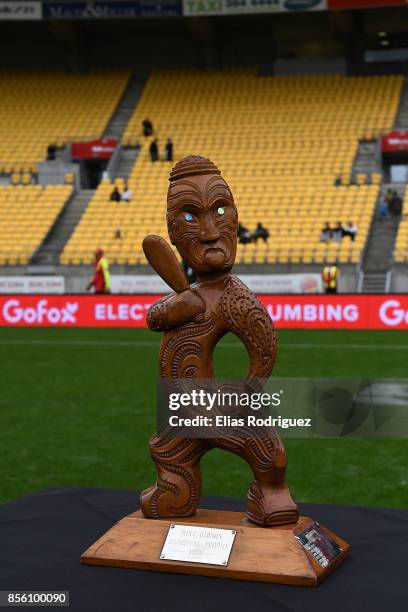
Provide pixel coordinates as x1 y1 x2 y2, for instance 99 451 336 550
322 263 339 294
86 247 111 294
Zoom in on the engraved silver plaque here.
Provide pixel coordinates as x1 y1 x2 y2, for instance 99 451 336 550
160 524 236 566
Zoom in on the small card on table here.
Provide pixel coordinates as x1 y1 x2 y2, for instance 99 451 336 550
160 524 236 566
295 521 342 568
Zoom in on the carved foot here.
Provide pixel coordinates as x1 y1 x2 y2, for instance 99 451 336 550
246 481 299 527
140 436 210 519
140 464 200 519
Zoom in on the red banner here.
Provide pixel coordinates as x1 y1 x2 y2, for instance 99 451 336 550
71 138 117 160
382 131 408 154
1 294 408 329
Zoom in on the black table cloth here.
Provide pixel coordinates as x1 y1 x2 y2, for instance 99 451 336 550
0 488 407 612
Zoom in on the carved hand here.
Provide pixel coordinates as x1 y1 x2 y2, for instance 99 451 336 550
147 288 205 332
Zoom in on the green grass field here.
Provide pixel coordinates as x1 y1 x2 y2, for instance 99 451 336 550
1 327 407 508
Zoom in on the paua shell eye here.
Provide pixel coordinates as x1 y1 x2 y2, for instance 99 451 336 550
183 212 194 222
217 207 225 215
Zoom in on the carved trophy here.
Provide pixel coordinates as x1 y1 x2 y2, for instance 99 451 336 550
140 155 298 527
81 156 350 585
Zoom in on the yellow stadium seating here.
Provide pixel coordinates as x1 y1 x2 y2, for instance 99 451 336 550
0 185 72 265
63 70 402 265
393 188 408 263
0 70 130 173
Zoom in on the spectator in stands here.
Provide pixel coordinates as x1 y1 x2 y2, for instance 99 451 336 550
150 139 159 162
334 176 342 187
252 222 269 243
122 183 132 202
320 222 332 242
395 192 403 216
86 248 111 294
389 191 403 216
240 232 252 245
385 189 394 212
378 198 388 220
322 263 339 294
47 143 57 161
114 225 122 239
342 221 358 241
164 138 174 162
332 222 343 243
237 223 252 244
142 118 154 137
110 186 121 202
238 223 248 239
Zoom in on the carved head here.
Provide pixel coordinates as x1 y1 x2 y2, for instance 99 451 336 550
167 156 238 273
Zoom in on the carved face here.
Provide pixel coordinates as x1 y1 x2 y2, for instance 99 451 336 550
167 173 238 273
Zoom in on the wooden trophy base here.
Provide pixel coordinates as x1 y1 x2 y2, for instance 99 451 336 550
81 509 350 587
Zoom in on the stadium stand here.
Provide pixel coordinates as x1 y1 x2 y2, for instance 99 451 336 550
0 70 130 175
62 70 403 265
394 188 408 263
0 185 72 265
61 179 135 265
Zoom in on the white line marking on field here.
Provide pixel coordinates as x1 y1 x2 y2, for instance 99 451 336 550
0 339 407 351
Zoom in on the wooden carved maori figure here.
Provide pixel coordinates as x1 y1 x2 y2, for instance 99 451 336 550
141 155 298 527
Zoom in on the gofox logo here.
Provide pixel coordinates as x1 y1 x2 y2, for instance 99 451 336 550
379 299 408 327
2 299 78 324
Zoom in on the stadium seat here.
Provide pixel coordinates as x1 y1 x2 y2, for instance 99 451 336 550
0 185 72 262
63 71 402 265
0 70 130 173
